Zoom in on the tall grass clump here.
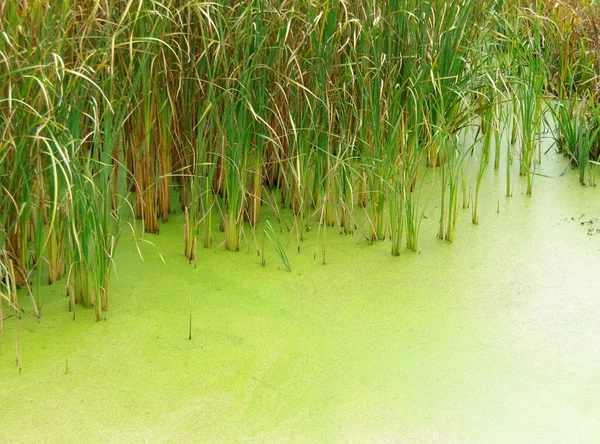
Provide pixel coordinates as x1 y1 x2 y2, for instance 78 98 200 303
1 0 599 328
1 0 128 321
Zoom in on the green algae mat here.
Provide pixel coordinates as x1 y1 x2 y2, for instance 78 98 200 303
1 167 599 443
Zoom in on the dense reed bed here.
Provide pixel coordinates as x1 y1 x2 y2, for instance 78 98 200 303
0 0 599 324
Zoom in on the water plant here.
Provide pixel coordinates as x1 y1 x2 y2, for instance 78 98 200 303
264 221 291 272
549 95 600 186
1 0 599 327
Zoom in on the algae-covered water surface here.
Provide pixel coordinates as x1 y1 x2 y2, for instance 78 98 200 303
1 155 599 443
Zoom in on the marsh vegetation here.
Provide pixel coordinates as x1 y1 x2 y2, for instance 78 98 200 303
1 0 599 323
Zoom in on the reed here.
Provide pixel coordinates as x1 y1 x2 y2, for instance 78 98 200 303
264 221 291 272
1 0 598 326
549 94 600 186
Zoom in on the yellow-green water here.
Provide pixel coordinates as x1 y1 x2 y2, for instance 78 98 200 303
1 152 599 443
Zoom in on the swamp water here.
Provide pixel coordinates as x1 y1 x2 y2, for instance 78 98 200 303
1 149 599 443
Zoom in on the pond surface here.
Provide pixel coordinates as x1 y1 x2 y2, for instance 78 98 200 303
1 150 599 443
